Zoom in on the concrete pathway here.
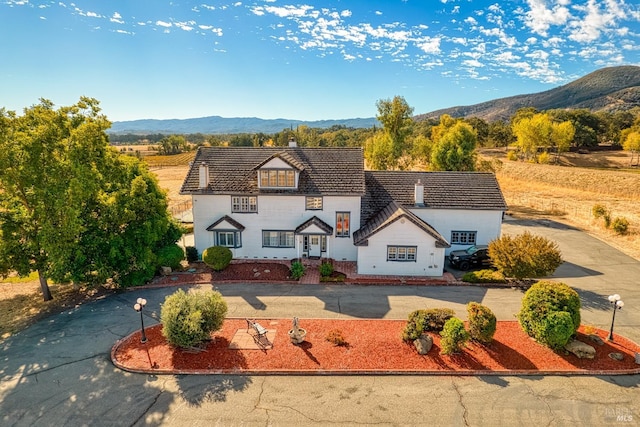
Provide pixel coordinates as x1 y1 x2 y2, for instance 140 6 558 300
1 217 639 426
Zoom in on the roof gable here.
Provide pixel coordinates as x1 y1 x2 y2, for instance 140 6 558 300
353 201 449 247
206 215 245 231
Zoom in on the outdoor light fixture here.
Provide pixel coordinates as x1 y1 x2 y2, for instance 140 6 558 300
607 294 624 342
134 297 148 343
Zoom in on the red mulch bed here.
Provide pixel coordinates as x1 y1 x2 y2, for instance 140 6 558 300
150 263 294 287
111 320 640 375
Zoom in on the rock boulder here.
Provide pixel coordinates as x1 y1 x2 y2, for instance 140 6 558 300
414 334 433 355
565 339 596 359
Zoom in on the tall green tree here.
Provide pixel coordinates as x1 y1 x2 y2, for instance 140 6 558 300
430 122 477 171
0 98 180 300
157 135 189 155
375 96 414 162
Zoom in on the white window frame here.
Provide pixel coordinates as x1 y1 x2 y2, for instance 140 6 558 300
260 169 295 188
305 196 323 210
336 212 350 237
451 231 477 245
387 246 417 262
231 196 257 213
215 231 242 248
262 230 295 248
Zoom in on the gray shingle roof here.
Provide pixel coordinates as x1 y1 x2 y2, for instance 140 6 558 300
353 201 450 248
206 215 245 231
181 147 365 195
294 216 334 235
361 171 507 226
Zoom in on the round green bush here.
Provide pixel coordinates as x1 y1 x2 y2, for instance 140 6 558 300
539 311 575 350
160 289 228 348
156 244 185 270
518 280 581 349
402 308 455 341
202 246 233 271
467 302 497 343
440 317 470 355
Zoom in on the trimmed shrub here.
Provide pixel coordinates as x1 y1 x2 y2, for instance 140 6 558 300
461 269 506 283
202 246 233 271
290 261 305 280
506 150 518 161
539 311 575 350
325 329 348 346
319 262 334 277
402 308 455 341
488 231 562 279
156 244 184 270
161 289 228 348
536 151 551 164
518 280 581 350
185 246 199 263
440 317 470 355
467 302 497 343
611 217 629 235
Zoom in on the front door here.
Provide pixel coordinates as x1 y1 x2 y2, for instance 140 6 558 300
309 235 321 258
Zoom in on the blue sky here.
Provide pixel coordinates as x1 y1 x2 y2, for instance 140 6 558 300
1 1 639 123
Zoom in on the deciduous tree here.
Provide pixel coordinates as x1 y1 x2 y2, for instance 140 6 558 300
430 121 477 171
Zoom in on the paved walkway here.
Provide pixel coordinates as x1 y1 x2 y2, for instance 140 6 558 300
1 217 639 426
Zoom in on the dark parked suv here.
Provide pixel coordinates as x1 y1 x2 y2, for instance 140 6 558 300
448 245 490 271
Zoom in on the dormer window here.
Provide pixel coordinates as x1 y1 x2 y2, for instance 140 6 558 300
260 169 295 188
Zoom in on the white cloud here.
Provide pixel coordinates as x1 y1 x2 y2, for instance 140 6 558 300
156 20 172 28
111 12 124 24
522 0 570 37
417 37 441 54
341 10 351 18
568 0 628 43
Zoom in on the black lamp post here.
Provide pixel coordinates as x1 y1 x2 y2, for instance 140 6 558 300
607 294 624 342
134 297 148 343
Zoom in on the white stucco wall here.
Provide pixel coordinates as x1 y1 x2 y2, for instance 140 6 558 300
191 194 360 261
356 220 446 276
409 208 503 254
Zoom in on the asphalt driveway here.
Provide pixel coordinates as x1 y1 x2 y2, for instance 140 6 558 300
1 217 639 426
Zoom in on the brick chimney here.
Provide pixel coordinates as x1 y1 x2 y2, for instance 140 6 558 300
414 179 424 206
198 162 210 189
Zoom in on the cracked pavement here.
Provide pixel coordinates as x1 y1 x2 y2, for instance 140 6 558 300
1 218 639 426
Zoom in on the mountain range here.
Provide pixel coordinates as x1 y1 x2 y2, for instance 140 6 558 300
109 65 640 134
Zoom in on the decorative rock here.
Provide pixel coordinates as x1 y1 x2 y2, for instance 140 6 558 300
253 268 259 272
253 272 261 278
588 334 605 346
609 352 624 361
414 334 433 355
565 339 596 359
264 269 270 273
635 352 640 365
187 268 197 273
160 266 172 276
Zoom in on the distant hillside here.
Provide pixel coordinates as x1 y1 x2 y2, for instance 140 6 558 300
109 116 378 135
416 66 640 122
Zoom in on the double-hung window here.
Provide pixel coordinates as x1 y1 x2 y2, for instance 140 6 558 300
387 246 417 262
262 231 295 248
336 212 350 237
451 231 477 245
231 196 257 213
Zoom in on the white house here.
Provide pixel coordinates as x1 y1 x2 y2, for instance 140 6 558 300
180 144 507 277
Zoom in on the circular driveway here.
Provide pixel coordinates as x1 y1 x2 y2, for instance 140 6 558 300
1 217 639 426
